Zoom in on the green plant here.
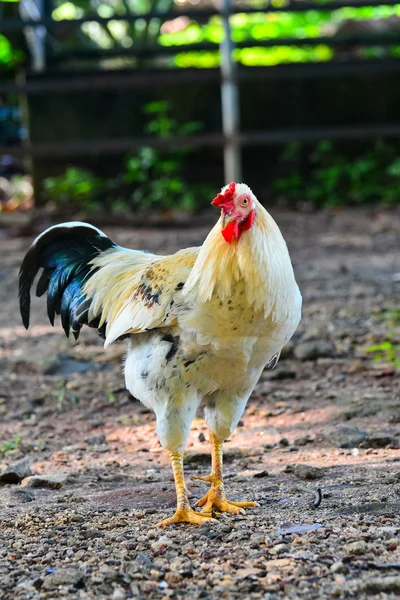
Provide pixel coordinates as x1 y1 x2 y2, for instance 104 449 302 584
366 337 400 368
274 140 400 208
366 308 400 369
0 433 21 455
43 167 105 212
43 101 210 214
120 101 204 212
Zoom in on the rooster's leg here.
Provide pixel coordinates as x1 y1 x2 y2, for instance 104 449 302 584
194 432 257 514
157 452 216 527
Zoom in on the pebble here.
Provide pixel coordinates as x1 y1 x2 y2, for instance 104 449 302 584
293 435 313 446
42 568 84 589
294 464 324 480
21 473 70 489
294 341 335 361
323 425 369 449
270 543 290 555
343 540 367 555
263 365 297 380
0 488 34 506
165 571 182 584
0 458 32 483
363 576 400 594
330 562 349 574
85 434 106 445
366 432 398 449
253 469 269 478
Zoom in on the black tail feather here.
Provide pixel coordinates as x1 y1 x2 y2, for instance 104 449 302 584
19 222 115 339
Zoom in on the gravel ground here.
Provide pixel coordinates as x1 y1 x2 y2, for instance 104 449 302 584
0 207 400 600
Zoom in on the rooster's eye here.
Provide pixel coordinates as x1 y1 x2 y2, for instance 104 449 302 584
241 197 249 207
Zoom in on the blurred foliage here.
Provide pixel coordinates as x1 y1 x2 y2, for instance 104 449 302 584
158 6 400 67
0 33 24 69
43 166 105 212
0 433 21 456
3 1 400 70
367 308 400 369
43 100 211 214
274 139 400 207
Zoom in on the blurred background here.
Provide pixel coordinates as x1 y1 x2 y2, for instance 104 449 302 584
1 0 400 221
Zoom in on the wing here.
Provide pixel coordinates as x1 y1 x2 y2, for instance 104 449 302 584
85 247 199 347
19 221 199 346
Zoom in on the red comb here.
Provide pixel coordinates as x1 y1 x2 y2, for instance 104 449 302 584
211 182 236 207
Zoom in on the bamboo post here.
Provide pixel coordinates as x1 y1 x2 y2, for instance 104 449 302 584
220 0 242 183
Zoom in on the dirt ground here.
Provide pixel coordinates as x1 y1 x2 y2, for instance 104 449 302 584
0 207 399 600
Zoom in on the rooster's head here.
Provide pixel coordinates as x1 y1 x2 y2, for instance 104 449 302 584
211 182 256 244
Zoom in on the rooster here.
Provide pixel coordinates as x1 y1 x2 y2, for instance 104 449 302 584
19 182 301 526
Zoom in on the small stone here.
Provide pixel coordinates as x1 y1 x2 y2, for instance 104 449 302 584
366 432 398 449
165 572 182 584
136 552 152 568
294 341 335 361
343 540 367 556
294 436 312 446
235 567 264 579
151 538 173 553
330 562 348 574
85 434 106 445
263 366 296 380
294 464 323 480
42 568 84 589
265 558 294 570
323 425 369 449
253 469 269 478
0 458 32 483
0 488 34 507
363 576 400 594
21 473 70 489
112 588 126 600
270 543 290 555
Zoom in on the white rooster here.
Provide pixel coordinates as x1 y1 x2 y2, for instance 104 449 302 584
19 182 301 526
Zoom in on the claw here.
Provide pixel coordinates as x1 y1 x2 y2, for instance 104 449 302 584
193 474 213 483
195 486 257 515
156 507 217 527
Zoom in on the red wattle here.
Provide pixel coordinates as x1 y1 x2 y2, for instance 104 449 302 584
221 210 255 243
221 219 239 243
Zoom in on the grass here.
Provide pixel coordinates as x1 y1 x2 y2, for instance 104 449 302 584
0 433 21 456
366 308 400 369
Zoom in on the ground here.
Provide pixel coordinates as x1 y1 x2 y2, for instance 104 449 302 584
0 207 399 600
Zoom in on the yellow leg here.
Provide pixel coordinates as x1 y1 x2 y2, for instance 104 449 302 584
157 452 217 527
194 432 258 515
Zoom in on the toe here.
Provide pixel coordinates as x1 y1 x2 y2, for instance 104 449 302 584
229 501 258 508
217 501 245 514
193 474 213 483
156 508 217 527
194 494 209 508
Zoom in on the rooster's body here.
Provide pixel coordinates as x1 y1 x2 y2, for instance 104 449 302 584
19 183 301 526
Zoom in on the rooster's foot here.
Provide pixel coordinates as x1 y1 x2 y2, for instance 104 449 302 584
194 474 258 515
156 507 216 527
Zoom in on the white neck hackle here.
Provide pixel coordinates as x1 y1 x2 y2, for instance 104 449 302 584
183 199 298 320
